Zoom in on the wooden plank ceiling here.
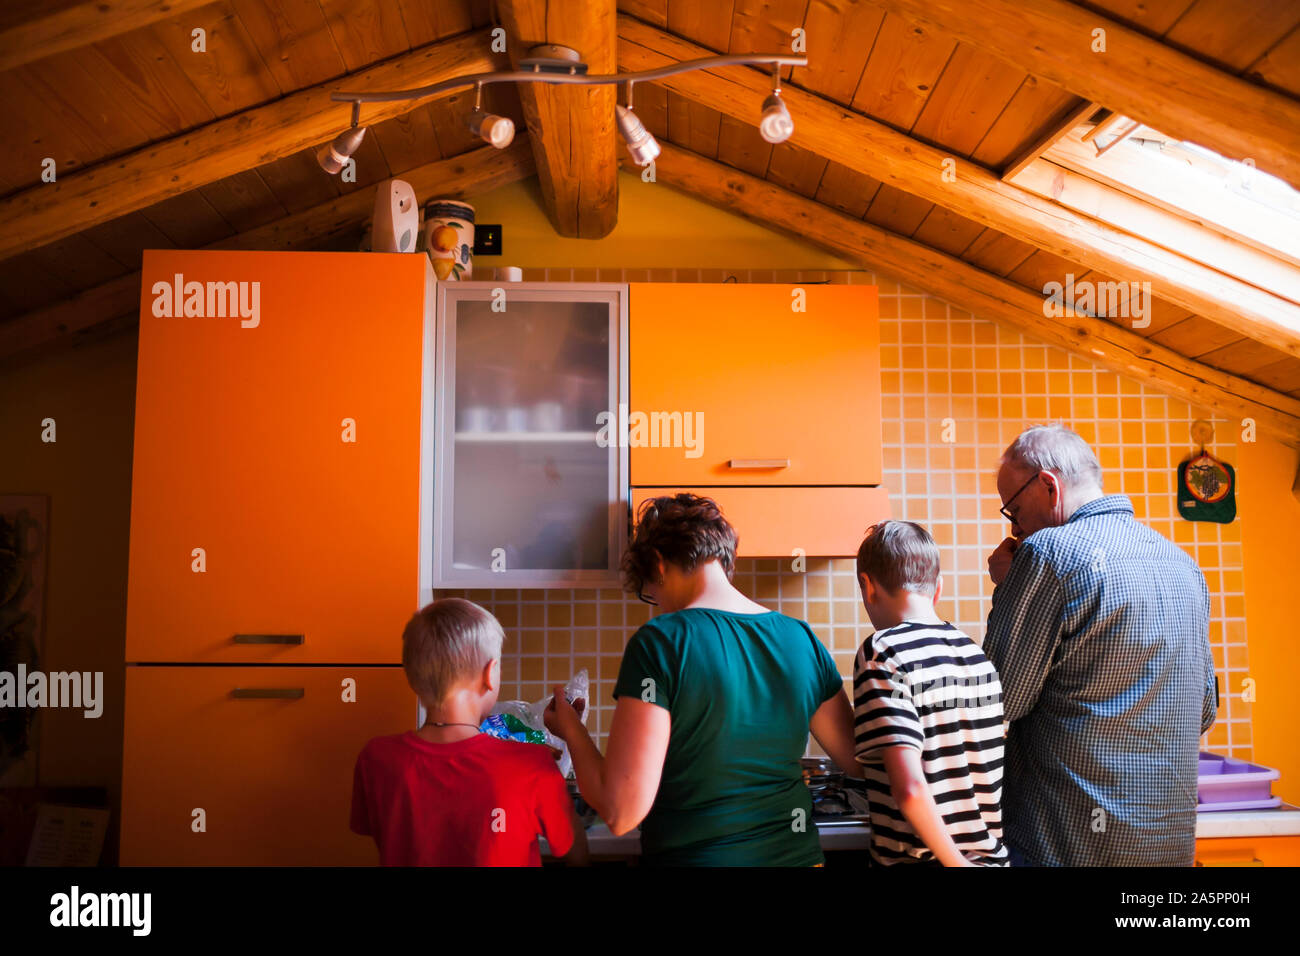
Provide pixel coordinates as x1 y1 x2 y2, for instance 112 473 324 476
0 0 1298 425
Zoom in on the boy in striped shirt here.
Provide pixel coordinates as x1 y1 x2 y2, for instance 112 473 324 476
852 521 1008 867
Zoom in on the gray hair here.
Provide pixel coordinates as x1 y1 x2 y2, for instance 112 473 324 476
401 598 504 705
1001 424 1103 488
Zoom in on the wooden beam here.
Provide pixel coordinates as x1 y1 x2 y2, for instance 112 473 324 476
627 142 1300 447
0 0 214 73
1001 100 1098 181
1081 111 1129 145
0 29 499 263
869 0 1300 189
1090 118 1140 158
616 16 1300 358
496 0 618 238
0 142 536 361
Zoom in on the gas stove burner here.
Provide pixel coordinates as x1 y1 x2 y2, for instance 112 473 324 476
809 773 873 820
811 790 854 817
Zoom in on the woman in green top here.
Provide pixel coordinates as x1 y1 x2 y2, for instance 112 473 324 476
544 493 859 865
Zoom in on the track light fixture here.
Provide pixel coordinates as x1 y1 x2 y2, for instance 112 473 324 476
321 47 806 174
616 83 660 167
466 82 516 149
317 101 367 174
759 66 794 144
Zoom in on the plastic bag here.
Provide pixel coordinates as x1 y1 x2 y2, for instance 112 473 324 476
479 669 589 777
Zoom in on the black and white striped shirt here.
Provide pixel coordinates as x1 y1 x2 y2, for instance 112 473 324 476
853 620 1008 866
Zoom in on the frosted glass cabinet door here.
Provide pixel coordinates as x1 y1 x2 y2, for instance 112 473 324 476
431 283 628 588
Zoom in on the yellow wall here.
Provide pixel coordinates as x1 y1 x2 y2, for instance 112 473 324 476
0 331 136 859
1238 438 1300 804
465 169 857 272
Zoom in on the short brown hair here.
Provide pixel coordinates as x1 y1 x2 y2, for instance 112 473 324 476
401 598 504 705
855 521 941 597
622 493 738 595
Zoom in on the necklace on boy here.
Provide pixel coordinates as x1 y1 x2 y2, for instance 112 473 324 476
425 721 480 731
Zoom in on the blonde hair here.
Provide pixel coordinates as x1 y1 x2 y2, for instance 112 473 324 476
401 598 504 705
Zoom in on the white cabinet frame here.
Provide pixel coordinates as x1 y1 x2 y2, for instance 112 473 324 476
420 281 629 595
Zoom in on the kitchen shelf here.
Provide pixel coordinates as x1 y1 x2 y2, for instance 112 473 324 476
455 431 600 443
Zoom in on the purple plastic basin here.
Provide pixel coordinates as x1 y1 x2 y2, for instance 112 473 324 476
1197 752 1281 812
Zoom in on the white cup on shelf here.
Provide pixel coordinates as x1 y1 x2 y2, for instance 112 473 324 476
503 406 529 432
531 401 565 433
460 405 494 432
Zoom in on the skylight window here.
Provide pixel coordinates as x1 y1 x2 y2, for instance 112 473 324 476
1047 115 1300 270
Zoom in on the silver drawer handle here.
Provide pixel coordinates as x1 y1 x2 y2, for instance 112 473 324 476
728 458 790 469
233 634 304 644
232 687 305 700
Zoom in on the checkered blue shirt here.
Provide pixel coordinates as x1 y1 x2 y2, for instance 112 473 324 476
983 495 1217 866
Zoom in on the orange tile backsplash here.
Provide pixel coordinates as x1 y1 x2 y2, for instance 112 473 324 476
436 268 1249 760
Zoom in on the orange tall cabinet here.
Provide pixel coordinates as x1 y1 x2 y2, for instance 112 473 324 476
121 250 432 865
629 283 890 555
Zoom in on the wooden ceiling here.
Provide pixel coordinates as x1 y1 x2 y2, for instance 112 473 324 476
1 0 1298 442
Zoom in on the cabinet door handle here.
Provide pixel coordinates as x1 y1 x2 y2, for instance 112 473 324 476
233 634 304 645
727 458 790 469
232 687 305 700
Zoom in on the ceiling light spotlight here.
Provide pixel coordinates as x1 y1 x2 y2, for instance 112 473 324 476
467 82 515 149
318 101 367 174
317 125 367 174
616 104 660 166
759 91 793 144
468 109 516 148
759 64 794 144
617 84 659 166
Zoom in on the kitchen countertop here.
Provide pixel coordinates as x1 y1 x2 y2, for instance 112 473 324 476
1195 803 1300 838
544 805 1300 859
543 818 875 858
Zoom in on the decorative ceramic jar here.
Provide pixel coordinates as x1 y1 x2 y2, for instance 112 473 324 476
423 200 475 280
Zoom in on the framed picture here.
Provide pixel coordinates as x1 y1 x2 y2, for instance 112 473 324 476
0 495 49 787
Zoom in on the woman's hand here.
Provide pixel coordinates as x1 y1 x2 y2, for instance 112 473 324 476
544 684 587 741
809 689 861 778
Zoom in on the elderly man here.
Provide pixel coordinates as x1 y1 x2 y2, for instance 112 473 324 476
984 424 1217 866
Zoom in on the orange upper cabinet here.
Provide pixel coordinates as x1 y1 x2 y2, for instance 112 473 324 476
632 486 891 558
629 283 881 486
126 250 432 664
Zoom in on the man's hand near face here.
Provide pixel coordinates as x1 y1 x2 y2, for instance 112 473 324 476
988 536 1019 585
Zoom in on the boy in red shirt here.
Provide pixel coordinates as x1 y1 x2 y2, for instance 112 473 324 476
351 598 587 866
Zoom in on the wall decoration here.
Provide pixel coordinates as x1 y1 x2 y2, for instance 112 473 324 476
0 495 48 787
422 200 475 280
1178 421 1236 524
